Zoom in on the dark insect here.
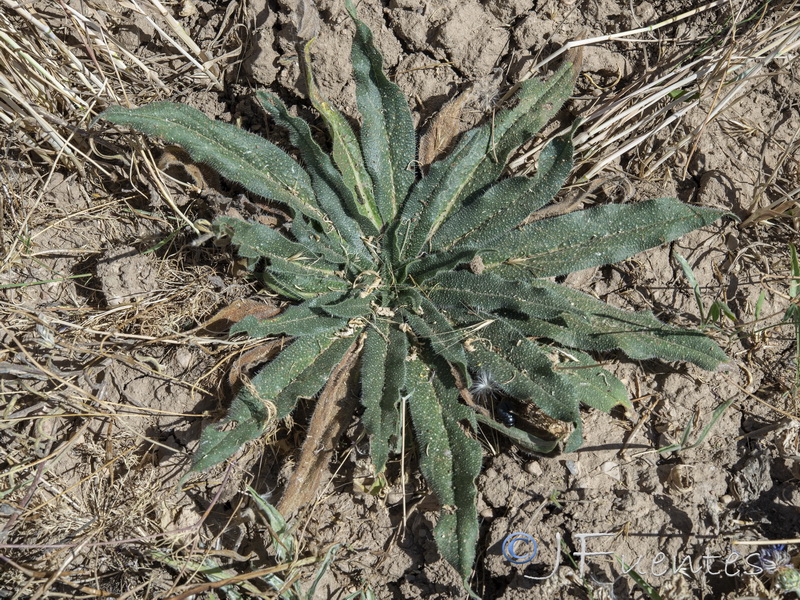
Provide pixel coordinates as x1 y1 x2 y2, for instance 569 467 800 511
497 399 515 428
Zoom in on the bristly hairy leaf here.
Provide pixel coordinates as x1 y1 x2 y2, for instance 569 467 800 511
99 4 730 594
407 357 482 590
346 0 415 224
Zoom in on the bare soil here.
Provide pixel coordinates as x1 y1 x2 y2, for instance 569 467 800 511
1 1 799 599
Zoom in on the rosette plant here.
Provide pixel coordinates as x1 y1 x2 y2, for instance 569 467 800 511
99 3 728 593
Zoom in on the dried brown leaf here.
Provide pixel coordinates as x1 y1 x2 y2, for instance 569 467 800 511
418 91 470 171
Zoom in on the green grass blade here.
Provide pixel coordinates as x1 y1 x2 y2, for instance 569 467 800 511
346 0 416 223
486 198 728 276
246 485 296 561
675 252 706 323
100 103 323 223
656 396 737 453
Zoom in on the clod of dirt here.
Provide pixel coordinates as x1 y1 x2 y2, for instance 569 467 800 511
96 245 160 307
432 2 509 78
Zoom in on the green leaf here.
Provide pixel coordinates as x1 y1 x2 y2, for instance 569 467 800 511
555 349 631 413
432 134 574 252
549 292 728 371
346 0 416 224
395 62 576 261
246 485 296 561
302 40 380 229
486 197 728 276
429 271 729 370
250 333 352 419
257 91 378 255
184 334 355 482
471 319 580 425
261 255 350 300
232 294 347 337
427 270 557 315
675 252 706 323
473 413 560 454
184 386 269 481
214 216 326 268
399 295 469 379
789 243 799 299
272 336 358 416
361 323 407 472
406 358 482 594
321 293 374 319
99 103 323 223
404 246 479 282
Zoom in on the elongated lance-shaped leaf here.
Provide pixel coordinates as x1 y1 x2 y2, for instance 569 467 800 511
558 307 728 370
213 216 324 269
185 332 355 483
404 246 479 282
554 349 631 413
429 271 729 370
216 215 348 269
406 135 571 281
394 61 576 261
406 358 482 594
260 255 350 300
432 135 574 252
302 40 381 229
246 485 296 562
232 292 348 337
320 293 374 319
346 0 416 224
427 270 563 317
485 197 728 276
272 336 359 416
398 294 469 380
182 386 269 485
257 91 378 259
471 318 580 425
474 412 560 454
247 333 355 419
99 103 323 223
361 322 407 472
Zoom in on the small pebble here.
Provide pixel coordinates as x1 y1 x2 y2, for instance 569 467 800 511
525 461 543 476
386 492 404 505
